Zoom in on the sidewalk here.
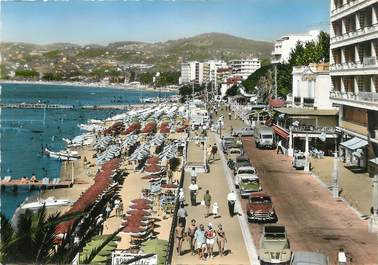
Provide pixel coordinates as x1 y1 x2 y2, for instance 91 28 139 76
172 133 251 265
310 156 373 216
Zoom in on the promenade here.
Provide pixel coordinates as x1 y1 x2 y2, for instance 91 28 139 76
172 131 253 265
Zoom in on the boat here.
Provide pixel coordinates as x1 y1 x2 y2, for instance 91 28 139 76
21 196 72 210
45 148 81 161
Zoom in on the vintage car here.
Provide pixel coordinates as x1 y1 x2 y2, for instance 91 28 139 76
293 152 306 170
232 126 254 137
221 135 236 153
259 225 291 265
227 147 243 162
234 166 258 187
247 192 277 223
233 155 252 173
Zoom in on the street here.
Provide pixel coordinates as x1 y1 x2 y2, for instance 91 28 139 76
241 137 378 265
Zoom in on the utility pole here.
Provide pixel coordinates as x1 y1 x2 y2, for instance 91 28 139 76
274 63 278 99
369 173 378 232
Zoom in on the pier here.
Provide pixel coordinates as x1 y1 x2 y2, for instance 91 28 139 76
0 103 130 110
0 179 73 191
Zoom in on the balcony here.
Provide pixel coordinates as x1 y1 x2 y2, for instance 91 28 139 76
331 0 375 20
330 57 378 74
331 23 378 47
330 90 378 110
340 120 368 136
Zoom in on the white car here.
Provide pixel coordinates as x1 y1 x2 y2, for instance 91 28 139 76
234 166 258 188
232 127 254 137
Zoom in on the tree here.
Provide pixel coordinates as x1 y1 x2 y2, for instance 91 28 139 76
226 84 238 96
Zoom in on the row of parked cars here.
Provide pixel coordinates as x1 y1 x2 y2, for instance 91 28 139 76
222 132 330 265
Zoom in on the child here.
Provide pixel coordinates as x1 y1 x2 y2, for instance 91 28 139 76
212 202 219 218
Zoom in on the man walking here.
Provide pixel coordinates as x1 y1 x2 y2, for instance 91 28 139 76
189 180 199 206
211 144 218 161
203 190 212 218
227 190 237 217
177 203 188 228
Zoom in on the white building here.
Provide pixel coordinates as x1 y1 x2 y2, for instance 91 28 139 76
180 61 197 84
329 0 378 176
229 58 261 80
272 30 320 64
290 63 333 109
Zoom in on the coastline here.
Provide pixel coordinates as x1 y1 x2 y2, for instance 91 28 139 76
0 79 178 93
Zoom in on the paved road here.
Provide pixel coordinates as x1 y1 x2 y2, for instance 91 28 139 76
241 137 378 265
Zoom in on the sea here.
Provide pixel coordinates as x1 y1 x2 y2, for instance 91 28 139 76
0 83 174 219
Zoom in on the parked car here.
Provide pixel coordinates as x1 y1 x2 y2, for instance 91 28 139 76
259 225 291 265
234 166 258 187
221 136 236 153
247 192 277 223
254 125 275 149
234 155 252 173
227 147 243 162
293 152 306 170
291 251 329 265
233 126 254 137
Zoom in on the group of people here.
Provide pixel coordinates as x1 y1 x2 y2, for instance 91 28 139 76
175 219 228 260
20 174 38 184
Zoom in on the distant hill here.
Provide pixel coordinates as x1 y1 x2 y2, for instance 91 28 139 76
1 33 273 72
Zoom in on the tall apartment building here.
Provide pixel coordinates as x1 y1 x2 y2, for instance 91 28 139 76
329 0 378 175
180 61 197 84
272 30 320 64
229 58 261 80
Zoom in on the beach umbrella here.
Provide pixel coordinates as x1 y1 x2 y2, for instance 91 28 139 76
122 225 146 234
161 183 178 189
126 209 151 216
130 203 152 210
141 175 161 181
144 165 163 174
146 156 160 165
130 198 153 205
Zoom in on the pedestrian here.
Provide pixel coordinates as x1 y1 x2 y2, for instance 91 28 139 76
114 198 120 216
187 219 198 255
95 214 104 235
175 222 185 256
228 112 232 120
167 167 173 184
189 180 199 206
217 224 227 256
277 140 283 154
191 167 197 183
105 202 112 218
212 202 219 218
203 190 212 218
194 224 207 261
230 125 233 136
207 145 212 162
205 223 216 259
211 144 218 160
227 190 237 217
179 188 185 204
177 203 188 228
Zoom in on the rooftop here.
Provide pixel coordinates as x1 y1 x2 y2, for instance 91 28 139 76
275 107 338 116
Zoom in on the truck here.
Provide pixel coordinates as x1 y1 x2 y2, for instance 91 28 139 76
254 125 275 149
259 225 291 265
247 192 277 223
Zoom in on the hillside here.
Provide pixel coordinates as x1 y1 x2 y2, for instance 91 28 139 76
1 33 273 73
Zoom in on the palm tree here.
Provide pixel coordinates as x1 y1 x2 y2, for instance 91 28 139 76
0 182 122 264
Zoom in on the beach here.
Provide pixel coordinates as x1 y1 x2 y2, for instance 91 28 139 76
0 80 178 92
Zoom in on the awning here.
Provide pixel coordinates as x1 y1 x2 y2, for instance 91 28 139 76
369 157 378 166
272 125 289 140
340 137 368 150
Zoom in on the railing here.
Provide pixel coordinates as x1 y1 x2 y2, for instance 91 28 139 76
330 90 378 102
330 58 378 71
291 126 337 134
331 0 362 15
331 23 378 43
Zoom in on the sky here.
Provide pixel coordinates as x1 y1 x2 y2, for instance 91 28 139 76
1 0 330 45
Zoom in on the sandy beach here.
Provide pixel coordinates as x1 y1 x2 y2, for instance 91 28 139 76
0 80 178 92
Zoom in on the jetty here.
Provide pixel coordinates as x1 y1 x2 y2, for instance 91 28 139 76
0 179 73 191
0 103 130 110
